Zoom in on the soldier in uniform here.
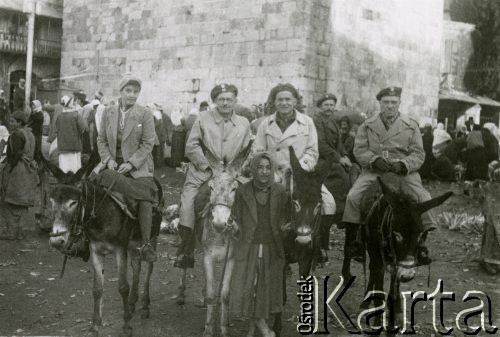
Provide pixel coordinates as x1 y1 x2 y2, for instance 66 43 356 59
342 87 433 265
174 83 252 269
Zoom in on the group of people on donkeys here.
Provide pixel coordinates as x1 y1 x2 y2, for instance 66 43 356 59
1 71 438 336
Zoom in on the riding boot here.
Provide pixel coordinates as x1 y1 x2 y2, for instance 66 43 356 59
174 224 195 269
138 201 157 262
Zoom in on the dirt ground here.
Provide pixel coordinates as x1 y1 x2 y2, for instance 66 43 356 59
0 166 499 337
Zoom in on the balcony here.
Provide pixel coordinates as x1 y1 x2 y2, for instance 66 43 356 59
0 31 61 59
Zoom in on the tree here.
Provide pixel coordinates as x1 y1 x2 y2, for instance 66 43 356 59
451 0 500 99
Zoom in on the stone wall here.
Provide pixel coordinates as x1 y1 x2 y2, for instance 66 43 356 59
60 0 444 119
327 0 444 121
61 0 318 111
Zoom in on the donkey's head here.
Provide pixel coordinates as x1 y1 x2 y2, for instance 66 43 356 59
289 146 330 245
43 157 87 252
48 184 82 251
207 141 253 232
377 175 452 282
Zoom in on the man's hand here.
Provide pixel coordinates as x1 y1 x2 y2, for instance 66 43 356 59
372 158 391 172
339 156 352 168
390 161 407 175
107 159 118 171
117 162 133 174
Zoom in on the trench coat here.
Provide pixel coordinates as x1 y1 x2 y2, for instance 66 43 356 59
1 127 37 206
97 103 155 179
230 181 287 318
343 113 432 225
313 112 350 214
253 111 318 181
179 108 251 228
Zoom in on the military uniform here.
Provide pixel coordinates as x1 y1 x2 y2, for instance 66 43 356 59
342 89 433 227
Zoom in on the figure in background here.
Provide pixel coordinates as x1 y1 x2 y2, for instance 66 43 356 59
339 116 361 185
0 89 8 125
170 106 186 167
48 96 87 173
419 123 434 180
0 110 37 240
465 124 487 181
28 100 44 164
13 79 25 111
148 103 167 168
182 106 199 142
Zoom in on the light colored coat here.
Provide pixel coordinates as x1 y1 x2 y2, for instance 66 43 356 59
253 111 318 179
179 108 251 228
343 113 430 224
97 103 155 179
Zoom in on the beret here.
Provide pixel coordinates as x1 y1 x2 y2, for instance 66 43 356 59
12 109 29 123
210 83 238 101
316 93 337 107
119 73 142 91
376 86 402 101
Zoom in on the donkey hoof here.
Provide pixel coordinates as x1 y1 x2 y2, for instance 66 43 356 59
140 308 150 319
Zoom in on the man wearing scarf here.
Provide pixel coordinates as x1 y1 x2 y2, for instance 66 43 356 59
342 87 435 265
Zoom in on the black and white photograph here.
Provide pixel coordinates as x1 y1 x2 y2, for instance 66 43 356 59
0 0 499 336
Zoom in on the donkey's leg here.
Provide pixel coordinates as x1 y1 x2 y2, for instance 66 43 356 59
220 257 235 337
203 253 216 337
141 261 154 319
176 268 187 305
129 248 141 315
116 247 132 337
342 225 358 280
90 246 104 337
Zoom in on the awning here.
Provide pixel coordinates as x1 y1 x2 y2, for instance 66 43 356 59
439 89 500 107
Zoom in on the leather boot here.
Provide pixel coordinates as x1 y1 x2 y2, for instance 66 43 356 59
138 201 157 262
346 222 365 262
174 225 195 269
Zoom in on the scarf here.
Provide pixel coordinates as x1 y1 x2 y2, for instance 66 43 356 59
250 152 275 205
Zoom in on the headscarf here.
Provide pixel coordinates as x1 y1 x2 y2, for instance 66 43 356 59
171 108 183 127
432 123 452 148
250 152 275 205
484 122 500 143
31 100 42 112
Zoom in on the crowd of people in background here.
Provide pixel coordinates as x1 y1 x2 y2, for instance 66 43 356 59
419 116 500 182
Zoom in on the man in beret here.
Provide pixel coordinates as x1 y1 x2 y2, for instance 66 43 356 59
175 83 252 269
313 93 352 263
342 87 436 273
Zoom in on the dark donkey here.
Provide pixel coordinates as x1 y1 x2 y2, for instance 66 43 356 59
47 164 163 337
358 174 452 331
283 146 332 277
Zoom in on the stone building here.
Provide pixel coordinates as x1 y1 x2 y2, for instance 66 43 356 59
0 0 63 108
60 0 444 119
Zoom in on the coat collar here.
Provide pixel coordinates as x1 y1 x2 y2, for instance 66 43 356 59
107 103 140 142
212 107 237 126
365 112 412 141
265 110 308 140
267 110 307 126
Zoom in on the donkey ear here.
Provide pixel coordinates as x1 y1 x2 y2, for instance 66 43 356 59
289 146 305 175
227 139 254 171
40 155 67 182
415 191 453 214
377 176 398 204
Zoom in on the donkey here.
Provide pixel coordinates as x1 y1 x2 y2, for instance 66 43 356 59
47 165 162 337
282 146 332 277
176 142 252 337
359 174 452 330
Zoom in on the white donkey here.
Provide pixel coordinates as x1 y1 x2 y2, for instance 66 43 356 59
176 144 252 337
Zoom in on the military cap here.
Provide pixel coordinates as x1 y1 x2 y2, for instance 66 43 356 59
316 93 338 107
119 73 142 91
376 86 402 101
210 83 238 101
